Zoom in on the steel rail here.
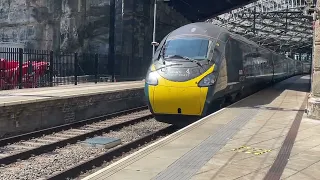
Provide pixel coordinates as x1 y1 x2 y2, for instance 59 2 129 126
0 106 148 146
46 125 177 180
0 108 152 165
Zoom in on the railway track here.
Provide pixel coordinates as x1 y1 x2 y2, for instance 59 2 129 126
0 106 151 165
47 125 176 180
0 107 177 180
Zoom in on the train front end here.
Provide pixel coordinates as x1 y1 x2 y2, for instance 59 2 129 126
144 23 223 124
145 62 215 117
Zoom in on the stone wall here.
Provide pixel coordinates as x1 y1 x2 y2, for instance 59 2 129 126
0 0 110 53
0 0 53 50
114 0 190 78
0 0 190 78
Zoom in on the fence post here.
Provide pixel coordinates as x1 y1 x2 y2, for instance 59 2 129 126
74 53 78 85
18 48 23 89
94 54 98 84
49 51 54 87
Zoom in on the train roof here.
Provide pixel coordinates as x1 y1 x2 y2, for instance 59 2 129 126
167 23 302 62
167 22 229 41
168 22 260 46
229 33 260 47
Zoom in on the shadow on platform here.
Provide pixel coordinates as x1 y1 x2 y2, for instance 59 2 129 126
230 75 310 109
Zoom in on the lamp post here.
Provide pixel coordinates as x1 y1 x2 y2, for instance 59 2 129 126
152 0 170 57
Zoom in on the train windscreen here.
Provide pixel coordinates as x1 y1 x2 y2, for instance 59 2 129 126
162 37 215 61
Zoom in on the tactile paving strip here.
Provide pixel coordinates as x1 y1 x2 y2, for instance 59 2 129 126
153 108 259 180
264 93 308 180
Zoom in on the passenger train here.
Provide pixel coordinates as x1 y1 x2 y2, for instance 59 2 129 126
144 22 308 125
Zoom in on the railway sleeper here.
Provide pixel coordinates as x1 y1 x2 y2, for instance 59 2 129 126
8 144 35 150
32 139 57 143
21 141 46 146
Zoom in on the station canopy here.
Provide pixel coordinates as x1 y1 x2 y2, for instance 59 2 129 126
165 0 257 22
205 0 314 55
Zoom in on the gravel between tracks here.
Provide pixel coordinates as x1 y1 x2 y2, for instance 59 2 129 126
0 110 150 156
0 119 169 180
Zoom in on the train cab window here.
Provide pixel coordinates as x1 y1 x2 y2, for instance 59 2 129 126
153 35 169 61
162 37 215 61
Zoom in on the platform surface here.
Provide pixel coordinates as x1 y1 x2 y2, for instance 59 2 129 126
0 81 144 106
83 75 318 180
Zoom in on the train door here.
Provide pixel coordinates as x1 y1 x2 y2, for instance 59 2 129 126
225 38 243 83
240 43 255 84
212 40 224 65
273 55 281 81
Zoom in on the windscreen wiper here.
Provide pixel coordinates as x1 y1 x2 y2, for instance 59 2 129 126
165 55 202 67
182 56 203 67
155 63 183 71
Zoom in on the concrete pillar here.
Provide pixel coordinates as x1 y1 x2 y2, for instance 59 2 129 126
307 0 320 119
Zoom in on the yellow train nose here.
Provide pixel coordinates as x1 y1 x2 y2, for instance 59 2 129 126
152 85 205 115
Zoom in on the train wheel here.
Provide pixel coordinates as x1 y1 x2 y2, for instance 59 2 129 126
221 96 233 108
154 115 197 128
206 98 225 114
154 115 170 124
233 92 242 103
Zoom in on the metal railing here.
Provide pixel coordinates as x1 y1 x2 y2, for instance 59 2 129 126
0 47 118 90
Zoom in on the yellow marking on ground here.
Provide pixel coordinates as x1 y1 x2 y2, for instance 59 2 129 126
232 145 272 155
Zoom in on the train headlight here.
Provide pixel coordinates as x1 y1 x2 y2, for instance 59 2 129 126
198 72 217 87
146 71 159 86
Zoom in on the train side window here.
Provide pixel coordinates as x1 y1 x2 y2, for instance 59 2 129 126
242 45 254 77
244 56 254 76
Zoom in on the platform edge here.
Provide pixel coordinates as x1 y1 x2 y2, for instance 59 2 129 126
0 84 144 107
80 81 265 180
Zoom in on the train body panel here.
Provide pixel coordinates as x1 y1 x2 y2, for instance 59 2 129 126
144 22 307 124
145 64 214 116
303 63 311 74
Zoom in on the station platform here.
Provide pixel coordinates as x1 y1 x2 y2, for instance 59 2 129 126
83 75 317 180
0 81 144 105
0 81 145 138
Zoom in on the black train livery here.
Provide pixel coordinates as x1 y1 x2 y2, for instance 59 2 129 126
144 22 309 124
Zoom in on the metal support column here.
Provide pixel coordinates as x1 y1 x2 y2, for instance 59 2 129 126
253 6 256 34
285 5 288 31
152 0 157 57
108 0 116 82
299 53 302 61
